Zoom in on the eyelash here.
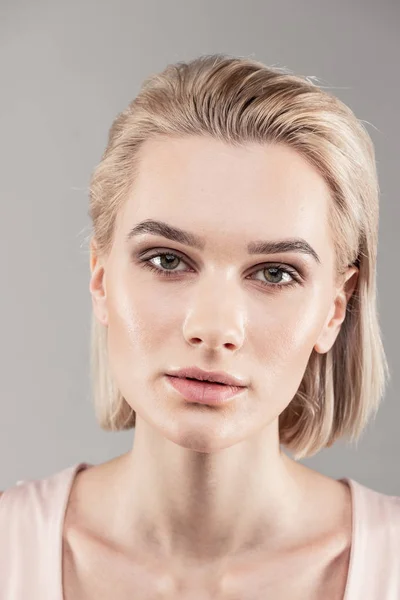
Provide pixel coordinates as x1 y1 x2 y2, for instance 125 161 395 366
137 250 302 290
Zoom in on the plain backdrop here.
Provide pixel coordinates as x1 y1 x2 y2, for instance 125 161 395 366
0 0 399 493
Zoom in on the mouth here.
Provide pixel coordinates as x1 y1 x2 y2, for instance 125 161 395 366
164 374 247 405
179 376 227 386
165 367 247 388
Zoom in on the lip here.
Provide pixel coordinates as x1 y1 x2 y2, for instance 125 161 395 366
164 375 247 405
165 366 248 387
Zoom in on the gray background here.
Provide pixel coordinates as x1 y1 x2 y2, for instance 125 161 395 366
0 0 399 493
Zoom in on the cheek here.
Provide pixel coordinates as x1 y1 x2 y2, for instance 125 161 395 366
107 289 155 358
253 293 328 399
105 270 175 377
104 289 165 414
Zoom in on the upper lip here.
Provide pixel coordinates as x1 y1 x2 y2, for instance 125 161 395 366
166 367 248 387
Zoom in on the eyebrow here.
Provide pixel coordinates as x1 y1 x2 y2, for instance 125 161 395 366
126 219 321 264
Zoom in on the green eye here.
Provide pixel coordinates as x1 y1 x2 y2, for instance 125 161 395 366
139 251 301 290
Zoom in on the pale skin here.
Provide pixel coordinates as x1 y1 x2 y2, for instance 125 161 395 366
56 137 358 598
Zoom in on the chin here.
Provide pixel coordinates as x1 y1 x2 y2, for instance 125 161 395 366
133 382 259 451
157 408 249 453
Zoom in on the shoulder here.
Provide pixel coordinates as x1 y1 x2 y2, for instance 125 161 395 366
0 463 91 544
0 463 90 513
353 478 400 508
350 478 400 539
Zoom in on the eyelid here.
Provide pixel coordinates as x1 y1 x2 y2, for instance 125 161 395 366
135 246 306 280
136 247 195 269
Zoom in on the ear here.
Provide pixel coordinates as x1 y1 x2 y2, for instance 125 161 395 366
314 266 359 355
89 238 109 327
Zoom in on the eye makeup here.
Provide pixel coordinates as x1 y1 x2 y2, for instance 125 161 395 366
133 246 307 291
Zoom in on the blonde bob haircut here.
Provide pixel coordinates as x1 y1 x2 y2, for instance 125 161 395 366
88 53 389 460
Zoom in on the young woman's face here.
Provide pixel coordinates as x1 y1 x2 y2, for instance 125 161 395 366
91 136 353 452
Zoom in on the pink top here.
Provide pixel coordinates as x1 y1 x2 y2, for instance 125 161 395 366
1 462 400 599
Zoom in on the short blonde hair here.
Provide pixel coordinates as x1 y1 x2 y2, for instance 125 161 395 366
88 53 389 460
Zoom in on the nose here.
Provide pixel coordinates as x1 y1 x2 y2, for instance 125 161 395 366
182 278 246 352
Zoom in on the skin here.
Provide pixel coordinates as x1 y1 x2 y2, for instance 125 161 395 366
69 136 359 596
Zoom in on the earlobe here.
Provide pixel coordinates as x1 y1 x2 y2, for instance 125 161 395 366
313 312 338 355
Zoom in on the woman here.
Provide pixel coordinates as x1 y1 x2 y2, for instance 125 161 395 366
0 53 398 599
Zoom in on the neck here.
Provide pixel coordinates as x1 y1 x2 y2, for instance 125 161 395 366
106 417 308 567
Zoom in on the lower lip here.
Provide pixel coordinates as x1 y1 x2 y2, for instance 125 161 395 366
165 375 246 405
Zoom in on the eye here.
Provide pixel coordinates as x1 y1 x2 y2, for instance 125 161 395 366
142 252 188 273
137 251 302 290
252 265 297 288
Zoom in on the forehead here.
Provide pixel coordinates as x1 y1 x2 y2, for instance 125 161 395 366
120 136 332 255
